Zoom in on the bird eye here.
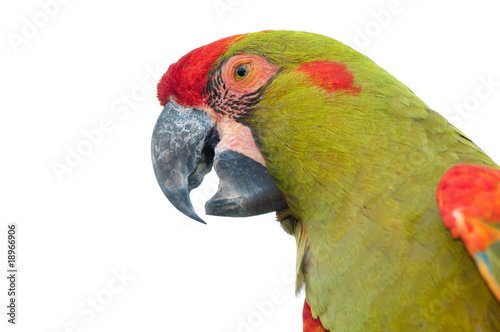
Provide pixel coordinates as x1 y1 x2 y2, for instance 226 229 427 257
222 55 277 92
234 63 251 81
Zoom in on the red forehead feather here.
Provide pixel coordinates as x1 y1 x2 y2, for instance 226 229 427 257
157 34 245 107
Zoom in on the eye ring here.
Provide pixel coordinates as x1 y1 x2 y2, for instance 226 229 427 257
234 63 251 81
221 54 278 93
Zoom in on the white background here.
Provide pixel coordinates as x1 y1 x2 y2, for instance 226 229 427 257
1 0 500 331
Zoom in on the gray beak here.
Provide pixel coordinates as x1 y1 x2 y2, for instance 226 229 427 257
151 100 287 223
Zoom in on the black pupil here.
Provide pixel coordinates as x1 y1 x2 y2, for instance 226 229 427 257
237 65 247 78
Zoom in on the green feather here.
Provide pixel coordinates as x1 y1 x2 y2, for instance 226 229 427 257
224 31 500 330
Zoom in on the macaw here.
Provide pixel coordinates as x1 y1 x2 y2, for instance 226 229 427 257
151 30 500 331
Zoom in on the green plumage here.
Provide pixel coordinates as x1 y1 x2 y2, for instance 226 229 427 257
224 31 500 330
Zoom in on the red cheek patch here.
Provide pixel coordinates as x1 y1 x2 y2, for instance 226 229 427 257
297 60 360 94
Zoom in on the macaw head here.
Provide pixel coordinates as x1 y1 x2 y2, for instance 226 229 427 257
151 32 288 223
151 30 412 224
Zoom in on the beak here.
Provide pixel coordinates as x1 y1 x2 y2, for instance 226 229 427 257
151 101 216 223
151 100 287 223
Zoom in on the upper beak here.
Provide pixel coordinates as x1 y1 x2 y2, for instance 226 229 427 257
151 101 216 223
151 100 287 223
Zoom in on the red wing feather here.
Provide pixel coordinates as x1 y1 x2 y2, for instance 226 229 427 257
437 164 500 301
